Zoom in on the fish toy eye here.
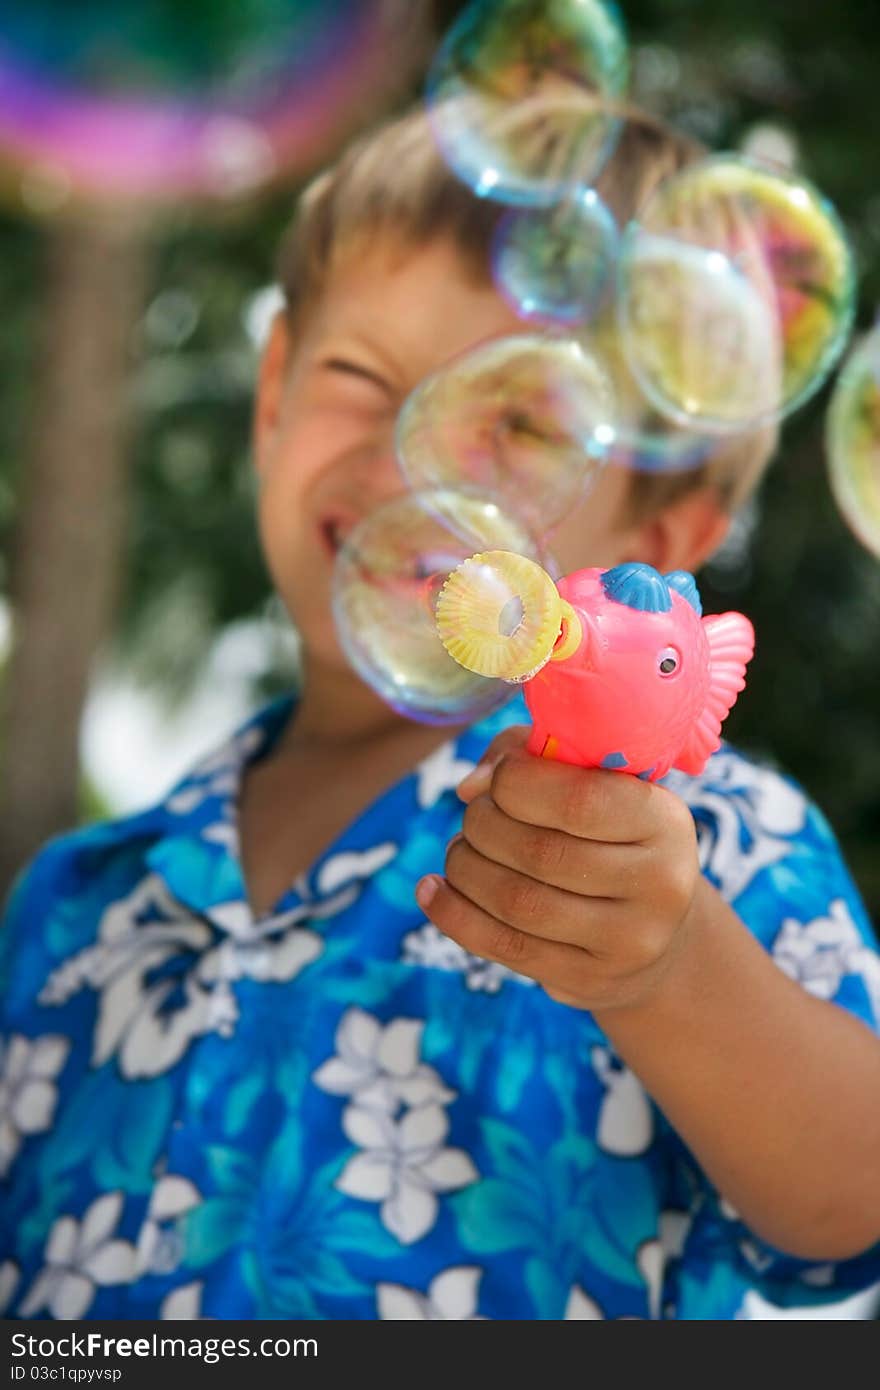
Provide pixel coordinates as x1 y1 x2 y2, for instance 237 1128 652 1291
658 646 680 677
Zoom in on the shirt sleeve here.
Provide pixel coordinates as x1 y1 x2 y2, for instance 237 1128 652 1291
658 749 880 1316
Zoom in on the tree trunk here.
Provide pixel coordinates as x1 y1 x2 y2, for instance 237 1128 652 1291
0 214 149 899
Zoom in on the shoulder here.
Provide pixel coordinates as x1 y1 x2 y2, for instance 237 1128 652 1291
3 807 165 922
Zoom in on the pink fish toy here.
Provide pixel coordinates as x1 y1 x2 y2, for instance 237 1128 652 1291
435 551 755 780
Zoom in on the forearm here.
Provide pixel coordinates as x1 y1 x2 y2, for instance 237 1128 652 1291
593 875 880 1260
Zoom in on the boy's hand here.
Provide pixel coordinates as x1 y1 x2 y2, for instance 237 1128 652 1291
415 726 702 1012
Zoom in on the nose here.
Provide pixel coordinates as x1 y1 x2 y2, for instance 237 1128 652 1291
347 433 409 513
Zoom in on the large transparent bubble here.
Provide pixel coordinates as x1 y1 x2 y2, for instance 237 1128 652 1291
826 327 880 560
618 155 856 434
395 335 615 534
426 0 628 206
332 488 552 724
492 188 618 325
577 313 720 477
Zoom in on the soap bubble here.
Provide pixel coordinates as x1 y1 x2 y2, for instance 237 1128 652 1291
426 0 628 206
618 155 856 433
578 314 718 476
826 326 880 560
0 0 423 210
332 488 551 723
395 335 615 534
492 188 618 324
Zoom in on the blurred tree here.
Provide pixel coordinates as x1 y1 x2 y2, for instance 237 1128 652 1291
0 214 148 892
0 0 878 920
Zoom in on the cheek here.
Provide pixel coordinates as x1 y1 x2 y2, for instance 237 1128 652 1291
545 467 635 573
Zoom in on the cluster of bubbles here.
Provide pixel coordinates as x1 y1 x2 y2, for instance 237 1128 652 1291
0 0 419 210
330 0 876 723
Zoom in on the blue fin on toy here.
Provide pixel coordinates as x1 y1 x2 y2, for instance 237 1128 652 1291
665 569 702 616
600 563 671 614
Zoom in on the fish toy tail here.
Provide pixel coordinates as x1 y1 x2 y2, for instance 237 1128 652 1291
673 611 756 775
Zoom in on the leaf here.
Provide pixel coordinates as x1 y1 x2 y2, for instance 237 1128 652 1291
479 1117 543 1197
450 1178 540 1255
183 1197 246 1268
203 1144 257 1195
223 1071 264 1137
302 1249 370 1299
525 1256 567 1320
496 1034 536 1113
96 1077 174 1193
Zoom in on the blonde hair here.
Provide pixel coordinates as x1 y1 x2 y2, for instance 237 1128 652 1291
276 103 777 520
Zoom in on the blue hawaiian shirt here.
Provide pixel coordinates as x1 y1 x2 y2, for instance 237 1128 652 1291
2 692 880 1321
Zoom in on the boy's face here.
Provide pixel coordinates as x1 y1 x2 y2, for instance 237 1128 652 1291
254 236 659 675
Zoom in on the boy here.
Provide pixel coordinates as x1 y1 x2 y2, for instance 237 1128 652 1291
1 107 879 1321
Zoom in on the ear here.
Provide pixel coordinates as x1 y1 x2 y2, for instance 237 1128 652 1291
621 487 731 574
252 309 292 477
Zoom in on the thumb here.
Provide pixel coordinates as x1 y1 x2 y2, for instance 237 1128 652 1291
457 724 531 803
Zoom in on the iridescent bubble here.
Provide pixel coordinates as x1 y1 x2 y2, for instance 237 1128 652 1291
331 488 551 724
395 335 615 534
0 1 423 210
577 313 717 476
826 327 880 560
618 155 856 433
492 188 618 324
426 0 628 206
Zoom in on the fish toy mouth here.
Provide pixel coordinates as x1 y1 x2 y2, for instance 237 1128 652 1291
435 550 582 682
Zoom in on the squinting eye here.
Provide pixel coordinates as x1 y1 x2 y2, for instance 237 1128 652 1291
323 359 391 393
658 646 680 677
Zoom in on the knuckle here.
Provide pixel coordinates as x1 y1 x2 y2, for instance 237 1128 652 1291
487 919 528 964
444 835 469 881
489 756 519 814
500 873 544 927
661 788 697 845
563 771 604 834
630 918 671 967
462 793 494 845
525 827 564 879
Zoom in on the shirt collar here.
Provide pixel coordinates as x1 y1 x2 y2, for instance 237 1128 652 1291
144 689 527 928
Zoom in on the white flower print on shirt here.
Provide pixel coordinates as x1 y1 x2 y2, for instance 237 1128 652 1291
18 1192 137 1319
336 1103 478 1244
313 1009 455 1113
401 922 537 993
160 1281 206 1320
0 1261 20 1315
134 1175 202 1276
663 751 807 902
38 874 322 1080
565 1285 604 1318
377 1266 484 1319
0 1033 70 1178
165 726 265 819
415 743 476 810
772 897 880 1025
314 845 398 898
591 1046 654 1157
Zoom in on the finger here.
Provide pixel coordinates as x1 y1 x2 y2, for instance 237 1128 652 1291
457 725 531 803
461 792 651 898
415 872 603 1002
486 750 689 844
444 834 625 952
